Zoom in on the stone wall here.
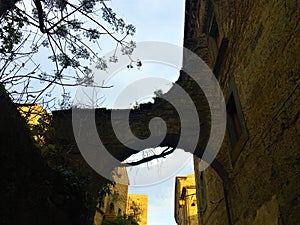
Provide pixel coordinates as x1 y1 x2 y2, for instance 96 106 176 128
190 0 300 225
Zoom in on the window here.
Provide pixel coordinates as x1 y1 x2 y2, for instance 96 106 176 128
213 38 229 78
199 171 207 210
109 202 114 214
203 1 229 75
209 16 219 38
208 15 220 61
226 78 248 165
227 94 243 148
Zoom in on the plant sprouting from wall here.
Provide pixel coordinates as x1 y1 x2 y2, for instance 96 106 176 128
153 89 163 98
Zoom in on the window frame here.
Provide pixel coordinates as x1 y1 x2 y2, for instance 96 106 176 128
226 78 248 165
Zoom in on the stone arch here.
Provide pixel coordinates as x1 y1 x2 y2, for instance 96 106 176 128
53 106 230 186
51 1 230 190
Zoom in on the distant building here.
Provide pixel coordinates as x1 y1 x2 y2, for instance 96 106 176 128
17 103 49 143
94 167 129 225
174 174 198 225
17 103 47 123
94 168 148 225
93 182 128 225
127 194 148 225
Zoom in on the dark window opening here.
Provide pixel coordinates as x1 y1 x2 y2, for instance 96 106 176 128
181 187 187 199
227 94 243 149
213 38 229 78
118 208 122 216
210 16 219 38
109 202 115 214
199 171 206 207
208 15 221 63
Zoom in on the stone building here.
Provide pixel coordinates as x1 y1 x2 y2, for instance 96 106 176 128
17 103 49 143
17 103 48 125
126 194 148 225
174 174 198 225
183 0 300 225
93 168 149 225
93 183 128 225
94 167 129 225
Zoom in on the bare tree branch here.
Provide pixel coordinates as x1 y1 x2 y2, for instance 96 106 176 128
0 0 139 109
126 147 176 166
32 0 45 33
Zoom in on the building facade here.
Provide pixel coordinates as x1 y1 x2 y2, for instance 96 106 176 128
93 167 129 225
183 0 300 225
174 174 199 225
93 184 128 225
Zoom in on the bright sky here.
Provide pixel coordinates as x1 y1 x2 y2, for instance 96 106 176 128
100 1 194 224
94 0 187 109
128 156 194 225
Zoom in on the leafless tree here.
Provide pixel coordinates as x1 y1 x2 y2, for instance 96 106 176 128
0 0 141 110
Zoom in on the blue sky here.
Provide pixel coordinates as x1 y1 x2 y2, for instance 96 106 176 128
129 153 194 225
128 155 194 225
14 0 186 111
100 1 194 224
108 0 185 44
96 0 186 109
